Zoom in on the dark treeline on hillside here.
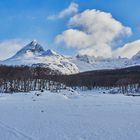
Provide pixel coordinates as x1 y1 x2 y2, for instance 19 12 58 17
0 65 65 93
55 66 140 93
0 65 140 93
59 66 140 87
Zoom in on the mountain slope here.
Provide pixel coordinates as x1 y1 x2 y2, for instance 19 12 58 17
1 41 79 75
1 40 140 74
71 54 139 72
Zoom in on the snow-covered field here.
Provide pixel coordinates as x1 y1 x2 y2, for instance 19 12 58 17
0 90 140 140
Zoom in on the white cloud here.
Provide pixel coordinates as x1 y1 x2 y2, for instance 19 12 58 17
0 39 25 60
56 9 132 58
48 2 78 20
113 40 140 59
56 29 90 49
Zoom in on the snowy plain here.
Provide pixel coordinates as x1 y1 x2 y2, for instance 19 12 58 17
0 90 140 140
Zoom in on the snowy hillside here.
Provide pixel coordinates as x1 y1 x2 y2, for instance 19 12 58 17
0 91 140 140
0 40 79 75
1 40 140 74
71 54 140 72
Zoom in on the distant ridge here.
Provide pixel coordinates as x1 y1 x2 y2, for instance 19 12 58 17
0 40 140 74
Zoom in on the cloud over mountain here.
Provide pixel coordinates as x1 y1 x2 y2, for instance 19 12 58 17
56 9 132 58
114 40 140 58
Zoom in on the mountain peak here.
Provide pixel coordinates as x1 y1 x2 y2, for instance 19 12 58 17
11 41 45 58
29 40 38 46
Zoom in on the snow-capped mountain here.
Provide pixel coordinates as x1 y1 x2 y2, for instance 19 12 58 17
1 40 140 74
8 40 45 59
0 40 79 75
71 54 140 72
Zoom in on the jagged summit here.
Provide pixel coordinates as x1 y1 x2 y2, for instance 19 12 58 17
22 40 44 54
7 40 61 59
11 40 45 58
30 40 38 46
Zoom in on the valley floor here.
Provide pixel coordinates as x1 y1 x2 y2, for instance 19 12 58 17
0 91 140 140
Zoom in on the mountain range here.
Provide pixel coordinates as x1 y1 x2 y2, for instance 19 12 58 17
1 40 140 74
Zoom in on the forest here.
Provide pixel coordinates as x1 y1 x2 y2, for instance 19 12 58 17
0 65 140 94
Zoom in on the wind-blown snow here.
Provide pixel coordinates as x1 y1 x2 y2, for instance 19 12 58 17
0 91 140 140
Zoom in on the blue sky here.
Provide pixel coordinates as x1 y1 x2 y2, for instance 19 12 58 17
0 0 140 59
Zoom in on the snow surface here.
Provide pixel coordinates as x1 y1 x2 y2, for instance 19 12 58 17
0 90 140 140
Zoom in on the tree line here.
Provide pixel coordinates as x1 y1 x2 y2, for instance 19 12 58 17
0 65 65 93
0 65 140 93
54 66 140 94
